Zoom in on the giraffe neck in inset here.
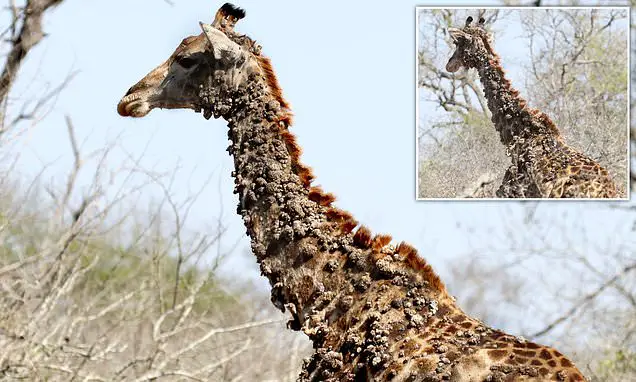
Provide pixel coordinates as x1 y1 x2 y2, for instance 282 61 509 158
475 54 559 147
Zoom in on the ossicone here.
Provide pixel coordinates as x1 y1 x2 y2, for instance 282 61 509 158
220 3 246 20
213 3 246 31
465 16 473 28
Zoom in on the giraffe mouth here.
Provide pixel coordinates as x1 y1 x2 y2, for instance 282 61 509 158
446 56 462 73
118 92 152 117
118 92 201 118
445 46 464 73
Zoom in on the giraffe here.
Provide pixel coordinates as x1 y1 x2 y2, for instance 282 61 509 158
446 16 619 199
117 4 588 381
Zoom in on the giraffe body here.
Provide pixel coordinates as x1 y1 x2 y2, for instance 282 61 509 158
117 4 587 380
446 16 618 199
500 134 617 198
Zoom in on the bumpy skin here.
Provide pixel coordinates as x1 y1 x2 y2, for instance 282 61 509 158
118 6 588 381
501 135 617 198
201 70 586 381
446 18 618 199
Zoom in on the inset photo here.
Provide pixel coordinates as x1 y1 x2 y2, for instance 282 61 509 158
416 7 629 199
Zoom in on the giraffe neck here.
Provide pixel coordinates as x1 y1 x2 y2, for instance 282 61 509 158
193 56 588 381
475 53 559 147
205 71 468 379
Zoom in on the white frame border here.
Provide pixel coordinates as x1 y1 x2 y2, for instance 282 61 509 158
414 5 631 201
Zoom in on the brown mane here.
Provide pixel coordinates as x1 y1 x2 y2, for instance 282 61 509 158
253 36 447 294
256 55 292 111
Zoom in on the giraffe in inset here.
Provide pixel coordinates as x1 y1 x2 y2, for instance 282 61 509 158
118 4 588 380
446 16 619 199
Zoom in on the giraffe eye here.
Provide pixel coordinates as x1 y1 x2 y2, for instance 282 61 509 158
456 35 471 44
176 56 197 69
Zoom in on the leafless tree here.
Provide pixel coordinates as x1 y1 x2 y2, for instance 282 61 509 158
0 119 311 381
0 0 66 135
0 2 312 380
446 204 635 382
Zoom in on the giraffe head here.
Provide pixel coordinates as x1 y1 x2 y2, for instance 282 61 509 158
117 3 271 119
446 16 493 73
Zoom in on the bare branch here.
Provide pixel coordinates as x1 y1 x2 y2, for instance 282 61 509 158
531 262 636 338
0 0 65 111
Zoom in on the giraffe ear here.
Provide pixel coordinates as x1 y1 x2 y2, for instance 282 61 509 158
199 22 244 63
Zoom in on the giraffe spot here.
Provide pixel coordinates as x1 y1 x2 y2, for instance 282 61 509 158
513 349 535 358
445 325 458 334
547 360 557 367
539 349 551 360
515 357 528 365
560 358 573 367
525 343 541 349
487 349 508 360
447 351 461 362
460 321 473 329
552 349 564 357
435 304 451 317
531 360 542 366
538 367 549 376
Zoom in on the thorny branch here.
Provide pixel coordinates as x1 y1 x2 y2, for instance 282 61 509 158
531 262 636 338
0 121 295 380
0 0 65 117
2 69 77 139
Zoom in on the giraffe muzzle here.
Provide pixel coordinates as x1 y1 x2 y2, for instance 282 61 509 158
117 92 151 117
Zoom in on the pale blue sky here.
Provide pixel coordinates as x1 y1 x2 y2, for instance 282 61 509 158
3 0 634 338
